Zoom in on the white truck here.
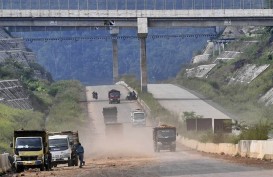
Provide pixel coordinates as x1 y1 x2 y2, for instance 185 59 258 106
131 109 146 127
48 135 72 167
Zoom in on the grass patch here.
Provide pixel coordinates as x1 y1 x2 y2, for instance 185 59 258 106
0 104 44 153
176 30 273 123
46 80 88 131
121 75 273 144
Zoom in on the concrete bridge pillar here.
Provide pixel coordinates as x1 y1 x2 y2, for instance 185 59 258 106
110 27 119 83
212 42 215 57
138 18 148 92
218 42 221 55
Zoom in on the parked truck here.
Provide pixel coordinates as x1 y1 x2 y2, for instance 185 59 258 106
108 89 120 104
131 109 146 127
105 122 123 137
102 106 118 123
10 130 52 173
48 131 79 167
153 125 176 152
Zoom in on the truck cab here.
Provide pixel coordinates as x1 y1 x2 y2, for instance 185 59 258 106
108 89 120 104
49 135 72 167
11 130 51 173
153 125 176 152
131 109 146 127
48 131 79 167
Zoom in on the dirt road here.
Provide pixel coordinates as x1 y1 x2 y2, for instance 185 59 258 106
8 84 273 177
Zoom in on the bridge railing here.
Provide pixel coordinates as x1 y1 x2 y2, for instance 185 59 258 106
0 0 270 10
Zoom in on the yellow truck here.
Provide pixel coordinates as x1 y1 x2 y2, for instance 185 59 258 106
10 130 52 173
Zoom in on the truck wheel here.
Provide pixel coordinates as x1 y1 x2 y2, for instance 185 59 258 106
154 145 160 153
16 165 24 173
72 155 79 166
73 157 79 166
40 165 45 171
68 158 72 167
74 157 79 166
170 146 176 152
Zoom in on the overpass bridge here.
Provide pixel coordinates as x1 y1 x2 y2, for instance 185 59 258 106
1 0 273 91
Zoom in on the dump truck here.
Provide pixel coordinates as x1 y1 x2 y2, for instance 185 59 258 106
102 106 118 123
108 89 120 104
153 125 176 152
105 122 123 137
10 130 52 173
131 109 146 127
48 131 79 167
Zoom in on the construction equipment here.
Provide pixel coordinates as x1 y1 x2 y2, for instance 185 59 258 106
10 130 52 173
153 125 177 152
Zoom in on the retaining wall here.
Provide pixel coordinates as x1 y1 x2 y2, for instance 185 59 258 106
0 153 11 175
180 137 273 160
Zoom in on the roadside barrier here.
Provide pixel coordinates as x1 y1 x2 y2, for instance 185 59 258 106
117 81 273 160
0 153 11 175
180 137 273 160
238 140 273 160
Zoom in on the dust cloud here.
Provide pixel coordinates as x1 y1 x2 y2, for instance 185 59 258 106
81 121 154 159
80 86 156 160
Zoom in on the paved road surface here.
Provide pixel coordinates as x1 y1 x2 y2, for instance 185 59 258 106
82 84 273 177
10 84 273 177
148 84 231 120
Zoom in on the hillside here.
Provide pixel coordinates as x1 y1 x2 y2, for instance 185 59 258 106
175 26 273 124
13 28 215 85
0 29 88 153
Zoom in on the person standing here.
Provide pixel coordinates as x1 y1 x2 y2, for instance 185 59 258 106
76 142 85 168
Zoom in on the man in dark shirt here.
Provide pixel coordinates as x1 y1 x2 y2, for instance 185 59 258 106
76 142 85 168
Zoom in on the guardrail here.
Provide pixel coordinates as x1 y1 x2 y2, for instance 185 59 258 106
0 0 268 10
180 137 273 160
117 81 273 160
0 153 11 175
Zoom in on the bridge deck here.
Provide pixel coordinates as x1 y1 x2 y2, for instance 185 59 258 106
0 9 272 18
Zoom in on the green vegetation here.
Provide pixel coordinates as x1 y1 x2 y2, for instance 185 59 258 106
46 80 88 131
176 30 273 124
0 104 44 153
169 28 273 143
238 120 272 141
122 29 273 144
123 76 243 144
180 112 273 144
0 80 87 153
0 59 88 152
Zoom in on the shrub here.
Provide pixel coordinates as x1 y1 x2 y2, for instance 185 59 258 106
46 80 88 131
238 120 272 140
